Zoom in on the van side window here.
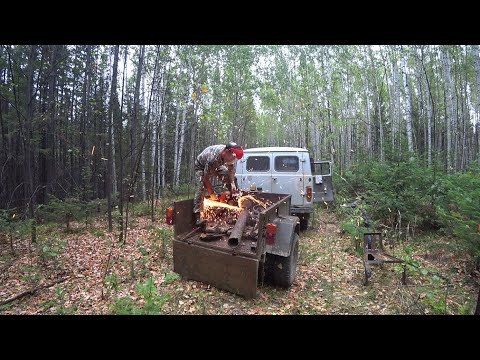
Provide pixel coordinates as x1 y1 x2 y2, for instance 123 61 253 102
246 156 270 172
275 156 299 172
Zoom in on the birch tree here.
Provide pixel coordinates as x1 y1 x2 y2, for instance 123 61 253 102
106 45 119 231
442 46 454 173
401 46 414 156
369 46 385 163
474 45 480 166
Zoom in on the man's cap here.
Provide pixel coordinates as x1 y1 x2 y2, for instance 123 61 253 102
231 147 243 159
226 142 243 159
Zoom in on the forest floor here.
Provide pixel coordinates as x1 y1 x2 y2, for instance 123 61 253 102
1 206 478 315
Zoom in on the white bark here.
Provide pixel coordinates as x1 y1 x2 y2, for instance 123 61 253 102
414 47 425 159
175 53 191 187
474 45 480 166
151 63 163 197
442 47 454 173
401 47 414 156
173 49 184 187
345 71 352 168
160 80 166 190
111 113 117 194
369 46 384 163
312 80 319 160
364 46 372 159
418 46 433 167
392 53 402 152
425 65 433 167
140 62 146 200
324 47 335 163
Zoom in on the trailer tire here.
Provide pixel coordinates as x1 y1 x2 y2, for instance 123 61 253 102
266 233 299 287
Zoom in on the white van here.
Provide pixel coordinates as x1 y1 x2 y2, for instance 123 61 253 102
235 147 334 230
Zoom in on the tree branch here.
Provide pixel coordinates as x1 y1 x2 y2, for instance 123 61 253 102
0 276 69 306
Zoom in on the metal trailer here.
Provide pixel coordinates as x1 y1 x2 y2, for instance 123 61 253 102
170 192 300 298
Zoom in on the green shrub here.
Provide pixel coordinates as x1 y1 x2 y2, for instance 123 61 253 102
434 166 480 259
111 277 170 315
131 201 151 217
162 272 180 285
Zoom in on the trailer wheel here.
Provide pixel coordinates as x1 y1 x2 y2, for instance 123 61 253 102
266 233 299 287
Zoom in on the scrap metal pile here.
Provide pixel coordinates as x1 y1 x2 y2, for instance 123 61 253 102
200 191 274 244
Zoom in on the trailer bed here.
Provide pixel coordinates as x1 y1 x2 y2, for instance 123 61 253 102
172 192 292 298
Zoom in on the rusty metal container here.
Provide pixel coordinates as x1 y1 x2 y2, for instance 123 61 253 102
172 193 292 298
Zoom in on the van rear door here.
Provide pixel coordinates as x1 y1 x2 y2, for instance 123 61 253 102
271 151 304 206
312 161 334 202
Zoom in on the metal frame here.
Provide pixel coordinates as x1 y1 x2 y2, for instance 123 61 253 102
363 232 406 285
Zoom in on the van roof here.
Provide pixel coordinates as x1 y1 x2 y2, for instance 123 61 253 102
244 147 308 153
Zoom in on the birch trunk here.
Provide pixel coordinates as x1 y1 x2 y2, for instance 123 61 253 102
111 121 117 194
324 48 335 164
25 45 37 242
189 79 200 185
364 46 372 159
441 47 454 173
173 49 184 187
132 45 145 194
420 46 435 168
369 46 384 163
460 47 468 170
140 61 147 201
392 53 402 153
425 73 433 167
414 47 425 159
152 60 165 198
401 47 414 156
143 46 160 202
175 52 191 187
474 45 480 166
160 62 170 192
106 45 119 231
345 71 352 168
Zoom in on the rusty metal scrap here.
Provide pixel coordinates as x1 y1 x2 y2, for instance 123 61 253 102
200 233 224 241
197 192 276 249
228 209 249 247
363 232 405 285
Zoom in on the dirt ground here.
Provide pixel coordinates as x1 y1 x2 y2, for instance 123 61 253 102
1 208 478 315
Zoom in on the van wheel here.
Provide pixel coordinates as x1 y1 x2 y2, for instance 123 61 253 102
265 233 299 287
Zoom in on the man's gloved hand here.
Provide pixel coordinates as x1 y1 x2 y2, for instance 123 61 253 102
230 182 237 193
210 193 219 201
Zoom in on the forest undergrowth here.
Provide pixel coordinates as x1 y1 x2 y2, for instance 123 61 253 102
1 203 478 315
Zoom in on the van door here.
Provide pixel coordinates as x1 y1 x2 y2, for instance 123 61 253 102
312 160 334 202
271 152 304 206
237 153 272 192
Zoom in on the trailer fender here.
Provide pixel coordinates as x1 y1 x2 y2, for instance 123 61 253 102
266 215 299 257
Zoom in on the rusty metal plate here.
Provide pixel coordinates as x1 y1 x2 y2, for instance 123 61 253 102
173 199 194 237
173 239 259 299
